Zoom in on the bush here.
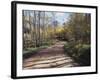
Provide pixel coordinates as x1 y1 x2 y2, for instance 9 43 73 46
74 43 83 57
78 44 90 66
64 42 76 56
39 45 49 49
64 42 91 66
23 45 49 59
42 40 55 46
23 47 39 59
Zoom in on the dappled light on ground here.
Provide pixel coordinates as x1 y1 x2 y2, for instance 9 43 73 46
23 41 79 69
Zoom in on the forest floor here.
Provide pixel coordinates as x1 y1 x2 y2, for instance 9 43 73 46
23 41 79 69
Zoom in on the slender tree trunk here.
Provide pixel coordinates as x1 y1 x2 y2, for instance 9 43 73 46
42 11 45 45
23 10 25 49
38 11 41 47
33 11 36 47
29 11 34 47
34 11 38 47
36 11 40 47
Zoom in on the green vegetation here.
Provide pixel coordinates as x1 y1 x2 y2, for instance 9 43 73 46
64 42 90 66
23 45 49 59
63 13 91 66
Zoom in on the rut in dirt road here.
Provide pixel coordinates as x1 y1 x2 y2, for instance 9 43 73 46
23 41 79 69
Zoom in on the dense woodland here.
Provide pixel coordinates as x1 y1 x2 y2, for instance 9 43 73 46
23 10 91 66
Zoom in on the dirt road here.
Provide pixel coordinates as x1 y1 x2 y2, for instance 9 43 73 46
23 41 79 69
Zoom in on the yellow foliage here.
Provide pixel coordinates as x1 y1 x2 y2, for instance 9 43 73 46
56 26 64 33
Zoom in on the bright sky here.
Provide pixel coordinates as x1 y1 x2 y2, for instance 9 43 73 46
45 11 71 25
55 12 70 25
